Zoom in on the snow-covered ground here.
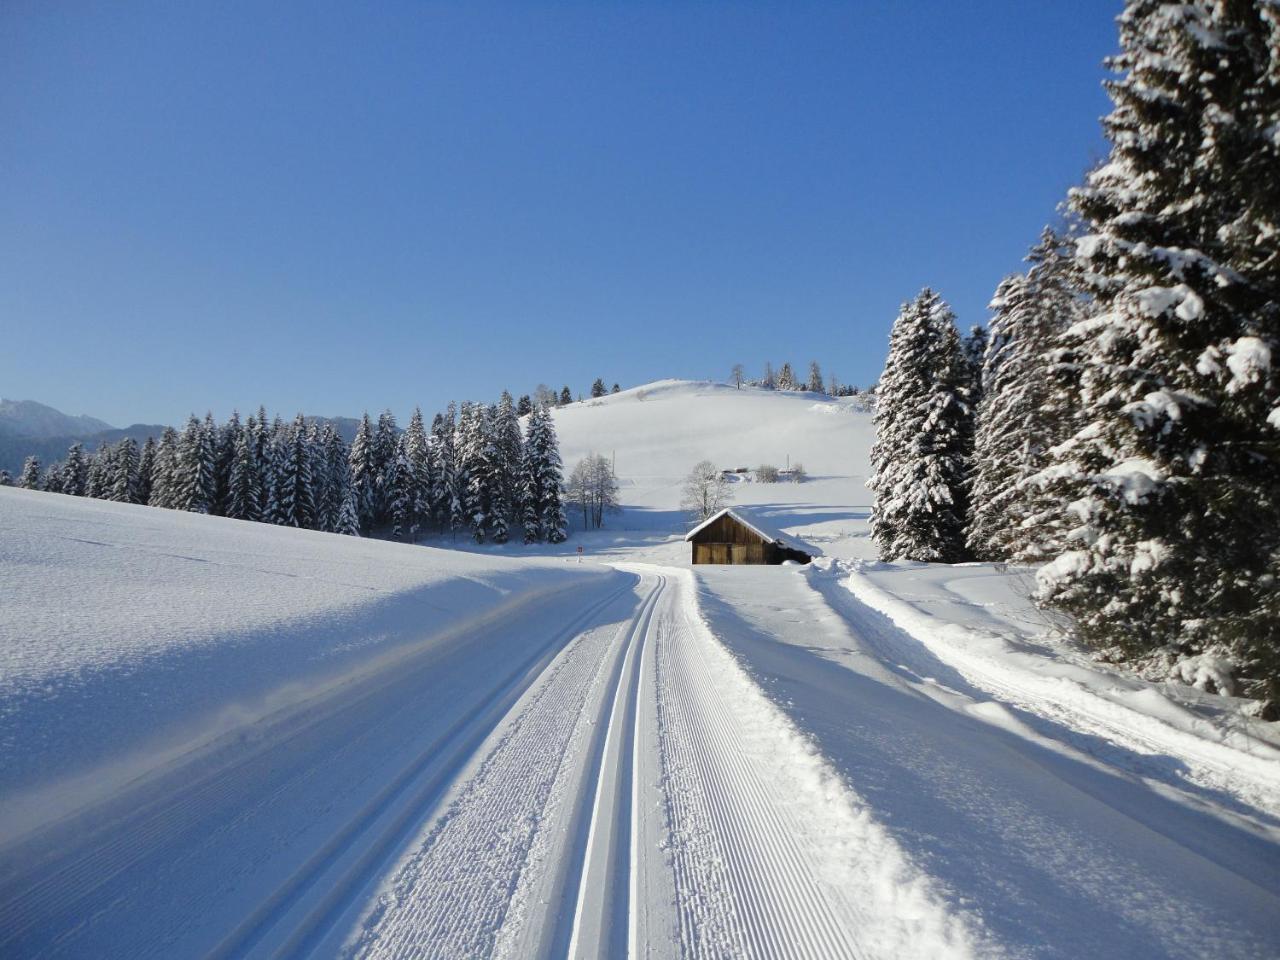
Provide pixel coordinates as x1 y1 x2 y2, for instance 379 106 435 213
2 380 1279 958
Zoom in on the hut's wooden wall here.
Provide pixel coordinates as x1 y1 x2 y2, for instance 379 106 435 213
689 514 770 547
692 542 776 565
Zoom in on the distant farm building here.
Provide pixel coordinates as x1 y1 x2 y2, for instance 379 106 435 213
685 508 814 565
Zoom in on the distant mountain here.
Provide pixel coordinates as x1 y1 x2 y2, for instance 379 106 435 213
0 400 365 476
0 399 113 439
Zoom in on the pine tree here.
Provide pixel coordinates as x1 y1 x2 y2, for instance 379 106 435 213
490 392 523 543
611 383 620 394
42 463 64 494
517 394 533 417
349 413 378 530
109 437 140 503
962 326 988 405
225 431 262 522
807 361 824 393
402 408 431 538
968 230 1082 561
84 445 110 499
591 378 607 399
212 412 242 515
136 436 157 505
149 427 181 508
334 484 362 536
373 410 399 525
0 469 9 486
869 289 973 562
559 386 572 406
175 415 216 513
317 423 348 533
1035 1 1280 708
456 402 494 542
275 414 317 528
18 456 40 489
523 405 568 542
777 362 797 391
388 433 413 540
431 404 463 534
62 443 88 497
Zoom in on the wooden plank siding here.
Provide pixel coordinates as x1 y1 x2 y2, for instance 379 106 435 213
689 512 798 565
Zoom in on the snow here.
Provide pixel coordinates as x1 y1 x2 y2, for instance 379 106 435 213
3 379 1280 958
1224 335 1271 392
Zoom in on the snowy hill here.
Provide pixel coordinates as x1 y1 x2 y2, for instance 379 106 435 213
547 379 876 560
0 398 113 439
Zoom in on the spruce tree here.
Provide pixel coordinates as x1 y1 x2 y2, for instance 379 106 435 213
523 405 568 542
431 405 463 534
275 414 317 528
349 413 378 529
517 394 533 417
1036 0 1280 708
373 410 398 525
18 456 40 489
175 415 216 513
807 361 824 393
334 484 362 537
591 378 607 399
402 408 431 538
777 362 797 390
225 432 262 522
559 386 572 406
869 289 973 562
611 383 620 394
149 427 181 508
136 436 157 506
84 445 110 499
62 443 88 497
0 469 10 486
968 230 1081 561
962 326 988 405
109 437 140 503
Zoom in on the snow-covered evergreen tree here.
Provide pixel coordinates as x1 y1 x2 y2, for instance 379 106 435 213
869 289 973 562
174 415 215 513
522 405 567 542
807 361 824 393
1035 0 1280 708
517 394 533 417
401 408 431 539
84 445 110 499
148 427 181 508
348 413 377 531
431 405 463 534
776 362 797 390
489 392 523 543
373 410 398 525
968 230 1081 561
108 437 140 503
0 469 10 486
559 385 572 406
62 443 88 497
275 414 317 528
225 430 262 521
334 484 361 537
136 436 157 506
18 456 40 490
962 326 988 405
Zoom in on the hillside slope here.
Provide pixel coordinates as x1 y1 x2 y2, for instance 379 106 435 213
548 379 876 560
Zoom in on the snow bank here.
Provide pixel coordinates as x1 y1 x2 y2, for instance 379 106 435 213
0 487 605 842
823 558 1280 822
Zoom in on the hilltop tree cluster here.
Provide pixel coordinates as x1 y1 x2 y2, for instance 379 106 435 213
870 0 1280 712
17 395 569 545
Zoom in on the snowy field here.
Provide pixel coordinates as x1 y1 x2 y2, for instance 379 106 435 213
2 381 1279 958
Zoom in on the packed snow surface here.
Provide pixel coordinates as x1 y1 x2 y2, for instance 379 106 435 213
3 380 1280 958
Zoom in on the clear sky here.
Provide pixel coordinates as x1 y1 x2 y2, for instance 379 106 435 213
1 1 1119 428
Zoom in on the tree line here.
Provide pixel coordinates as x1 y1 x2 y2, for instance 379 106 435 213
10 395 570 545
869 0 1280 715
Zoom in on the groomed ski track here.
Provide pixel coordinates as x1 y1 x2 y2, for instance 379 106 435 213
2 564 959 959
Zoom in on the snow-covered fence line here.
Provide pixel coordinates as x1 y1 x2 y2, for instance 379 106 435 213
815 558 1280 823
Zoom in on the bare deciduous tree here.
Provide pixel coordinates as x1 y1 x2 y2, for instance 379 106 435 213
731 364 745 389
681 460 732 522
568 454 620 529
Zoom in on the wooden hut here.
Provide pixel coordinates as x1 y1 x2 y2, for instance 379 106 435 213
685 508 814 565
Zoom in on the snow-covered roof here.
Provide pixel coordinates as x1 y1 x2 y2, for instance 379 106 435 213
683 507 815 555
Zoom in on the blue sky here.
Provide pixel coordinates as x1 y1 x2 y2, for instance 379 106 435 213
1 1 1118 427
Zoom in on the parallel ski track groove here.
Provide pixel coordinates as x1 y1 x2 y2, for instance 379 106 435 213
563 574 664 959
654 585 865 960
212 577 636 960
